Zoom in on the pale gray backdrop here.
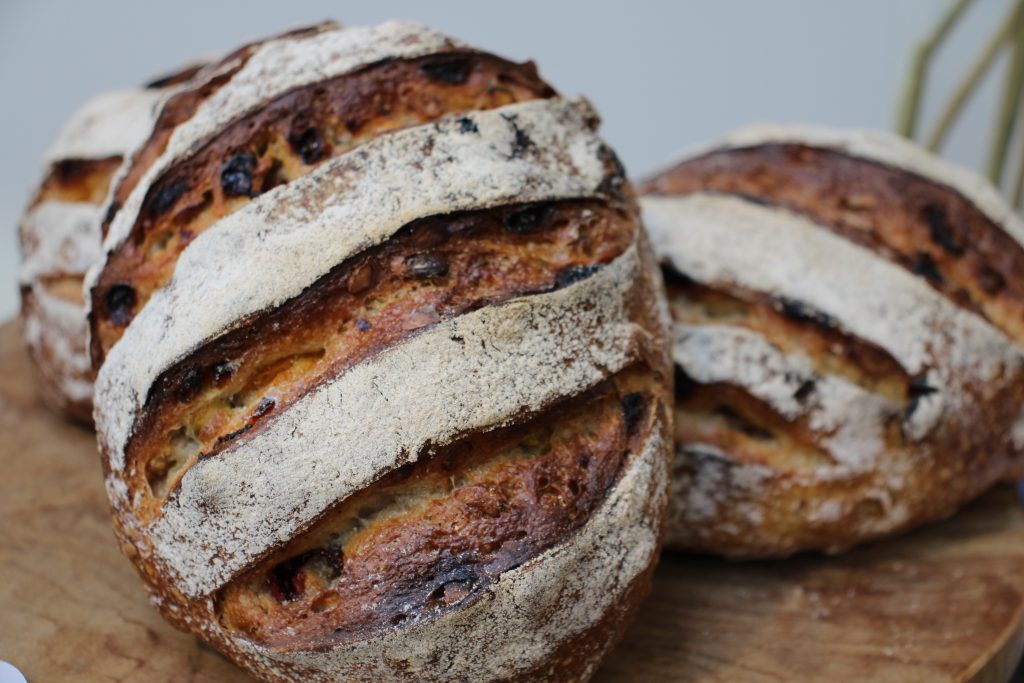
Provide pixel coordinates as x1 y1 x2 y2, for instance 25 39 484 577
0 0 1014 319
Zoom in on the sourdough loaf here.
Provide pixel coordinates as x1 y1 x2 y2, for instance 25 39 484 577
18 84 177 423
89 22 672 682
18 24 337 425
640 124 1024 557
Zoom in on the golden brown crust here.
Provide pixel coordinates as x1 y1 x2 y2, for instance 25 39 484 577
90 53 555 365
128 199 634 520
19 286 93 424
32 156 122 208
663 272 910 404
103 22 340 237
640 144 1024 344
95 24 671 682
19 156 123 425
215 375 650 647
642 140 1024 557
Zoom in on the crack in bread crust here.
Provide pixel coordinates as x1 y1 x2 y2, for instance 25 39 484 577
663 268 909 403
104 21 341 234
93 97 619 479
129 199 634 519
216 372 652 647
116 240 662 599
674 374 838 470
642 144 1024 344
92 52 555 363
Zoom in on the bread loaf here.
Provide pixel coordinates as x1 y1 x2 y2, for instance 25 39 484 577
89 22 672 682
640 124 1024 557
18 64 205 423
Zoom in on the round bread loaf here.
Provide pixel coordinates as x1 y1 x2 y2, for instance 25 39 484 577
640 124 1024 557
18 64 206 424
19 90 164 423
89 21 672 682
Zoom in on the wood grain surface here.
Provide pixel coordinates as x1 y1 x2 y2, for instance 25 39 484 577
0 320 1021 683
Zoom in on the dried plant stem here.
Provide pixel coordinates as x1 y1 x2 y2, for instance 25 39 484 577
986 5 1024 184
1013 90 1024 206
898 0 976 138
927 0 1023 151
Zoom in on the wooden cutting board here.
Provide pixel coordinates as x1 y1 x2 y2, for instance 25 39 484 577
1 319 1022 683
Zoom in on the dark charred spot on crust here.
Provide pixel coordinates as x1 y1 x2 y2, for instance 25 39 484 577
674 364 695 400
457 116 479 134
144 63 205 89
104 200 121 227
50 159 98 185
733 192 771 207
905 372 939 420
251 397 276 419
554 263 603 289
596 144 627 199
774 297 839 331
978 265 1007 295
714 405 774 441
421 557 480 606
220 153 257 197
910 252 943 283
147 178 189 217
214 424 252 449
661 262 696 288
377 553 483 626
503 203 556 233
419 56 474 84
403 253 449 279
176 367 204 403
908 373 939 397
921 203 965 256
620 393 647 434
314 546 345 580
211 361 236 386
512 127 533 156
267 553 311 603
793 379 817 403
288 127 327 165
500 113 533 158
104 284 137 326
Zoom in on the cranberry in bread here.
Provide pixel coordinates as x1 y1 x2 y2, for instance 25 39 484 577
90 22 672 682
640 124 1024 557
18 82 184 423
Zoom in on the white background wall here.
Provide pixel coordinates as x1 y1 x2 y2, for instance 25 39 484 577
0 0 1015 319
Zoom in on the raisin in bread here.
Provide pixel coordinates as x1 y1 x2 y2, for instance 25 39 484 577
88 22 672 683
640 124 1024 557
17 74 197 424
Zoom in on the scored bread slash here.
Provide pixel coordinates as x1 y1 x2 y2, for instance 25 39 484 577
641 123 1024 558
90 21 673 683
17 76 201 424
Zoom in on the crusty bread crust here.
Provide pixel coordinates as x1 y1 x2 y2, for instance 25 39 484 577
640 125 1024 557
92 22 672 683
18 91 166 423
